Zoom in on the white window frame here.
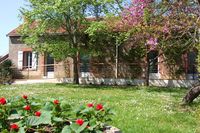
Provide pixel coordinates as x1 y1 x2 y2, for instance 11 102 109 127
18 51 38 71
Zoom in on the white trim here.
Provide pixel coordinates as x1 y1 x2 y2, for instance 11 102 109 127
17 51 23 70
32 52 37 70
186 74 199 80
78 78 198 87
149 73 160 79
80 72 91 78
47 72 54 78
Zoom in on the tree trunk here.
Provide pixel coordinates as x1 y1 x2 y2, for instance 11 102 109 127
73 53 79 84
72 30 79 84
183 85 200 104
145 53 150 86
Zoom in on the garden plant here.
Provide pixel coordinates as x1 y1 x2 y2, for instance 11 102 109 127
0 95 114 133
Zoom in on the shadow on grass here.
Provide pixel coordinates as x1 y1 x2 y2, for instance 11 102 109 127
56 83 188 93
56 83 141 91
145 87 188 93
181 98 200 107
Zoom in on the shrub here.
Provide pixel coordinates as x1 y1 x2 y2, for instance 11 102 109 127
0 60 14 84
0 96 114 133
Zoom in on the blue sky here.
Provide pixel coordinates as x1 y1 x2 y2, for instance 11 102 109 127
0 0 25 56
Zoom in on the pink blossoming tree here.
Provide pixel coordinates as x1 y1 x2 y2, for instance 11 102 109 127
118 0 200 85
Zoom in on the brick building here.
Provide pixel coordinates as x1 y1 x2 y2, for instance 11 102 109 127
7 26 199 87
7 27 73 80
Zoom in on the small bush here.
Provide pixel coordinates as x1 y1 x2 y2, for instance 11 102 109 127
0 60 14 84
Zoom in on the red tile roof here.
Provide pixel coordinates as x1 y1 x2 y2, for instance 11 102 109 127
7 17 102 37
7 25 21 36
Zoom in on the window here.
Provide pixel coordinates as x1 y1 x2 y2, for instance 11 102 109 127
18 51 38 70
148 51 158 73
23 52 32 69
187 51 197 74
46 54 54 72
10 36 23 44
80 55 90 72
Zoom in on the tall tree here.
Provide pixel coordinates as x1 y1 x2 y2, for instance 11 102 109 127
120 0 200 86
19 0 121 84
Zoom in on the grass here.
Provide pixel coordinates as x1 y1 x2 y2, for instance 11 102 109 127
0 84 200 133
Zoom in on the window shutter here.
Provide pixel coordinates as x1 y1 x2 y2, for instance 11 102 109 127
18 51 23 70
32 52 37 70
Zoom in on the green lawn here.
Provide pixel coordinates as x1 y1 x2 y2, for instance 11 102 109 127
0 84 200 133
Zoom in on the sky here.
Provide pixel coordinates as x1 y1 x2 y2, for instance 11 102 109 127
0 0 25 56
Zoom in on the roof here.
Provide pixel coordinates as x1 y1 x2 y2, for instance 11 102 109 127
7 24 68 37
0 54 9 64
7 25 21 37
6 17 103 37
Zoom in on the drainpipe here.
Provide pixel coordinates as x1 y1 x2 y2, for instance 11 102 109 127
115 43 119 81
28 52 30 79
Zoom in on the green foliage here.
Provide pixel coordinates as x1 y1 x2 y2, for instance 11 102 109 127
85 20 131 57
18 0 123 84
0 96 114 133
19 0 122 57
0 60 14 84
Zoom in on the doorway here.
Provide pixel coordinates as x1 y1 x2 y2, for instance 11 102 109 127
45 54 54 78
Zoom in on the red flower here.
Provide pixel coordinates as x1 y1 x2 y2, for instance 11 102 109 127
76 119 84 126
0 97 6 105
35 111 41 117
96 104 103 111
22 95 28 99
54 100 59 105
10 123 19 131
87 103 94 108
24 105 31 111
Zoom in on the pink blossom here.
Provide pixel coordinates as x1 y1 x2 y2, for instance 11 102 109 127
121 0 153 26
162 25 170 33
146 37 158 45
146 37 158 50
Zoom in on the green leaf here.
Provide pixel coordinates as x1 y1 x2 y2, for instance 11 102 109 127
70 123 80 132
18 126 25 133
26 111 52 126
75 105 86 116
0 129 9 133
77 122 88 133
8 114 22 120
60 102 71 111
37 111 52 124
61 126 71 133
80 108 91 114
96 130 103 133
42 102 54 111
26 116 40 126
89 118 97 128
31 102 41 106
53 117 64 122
